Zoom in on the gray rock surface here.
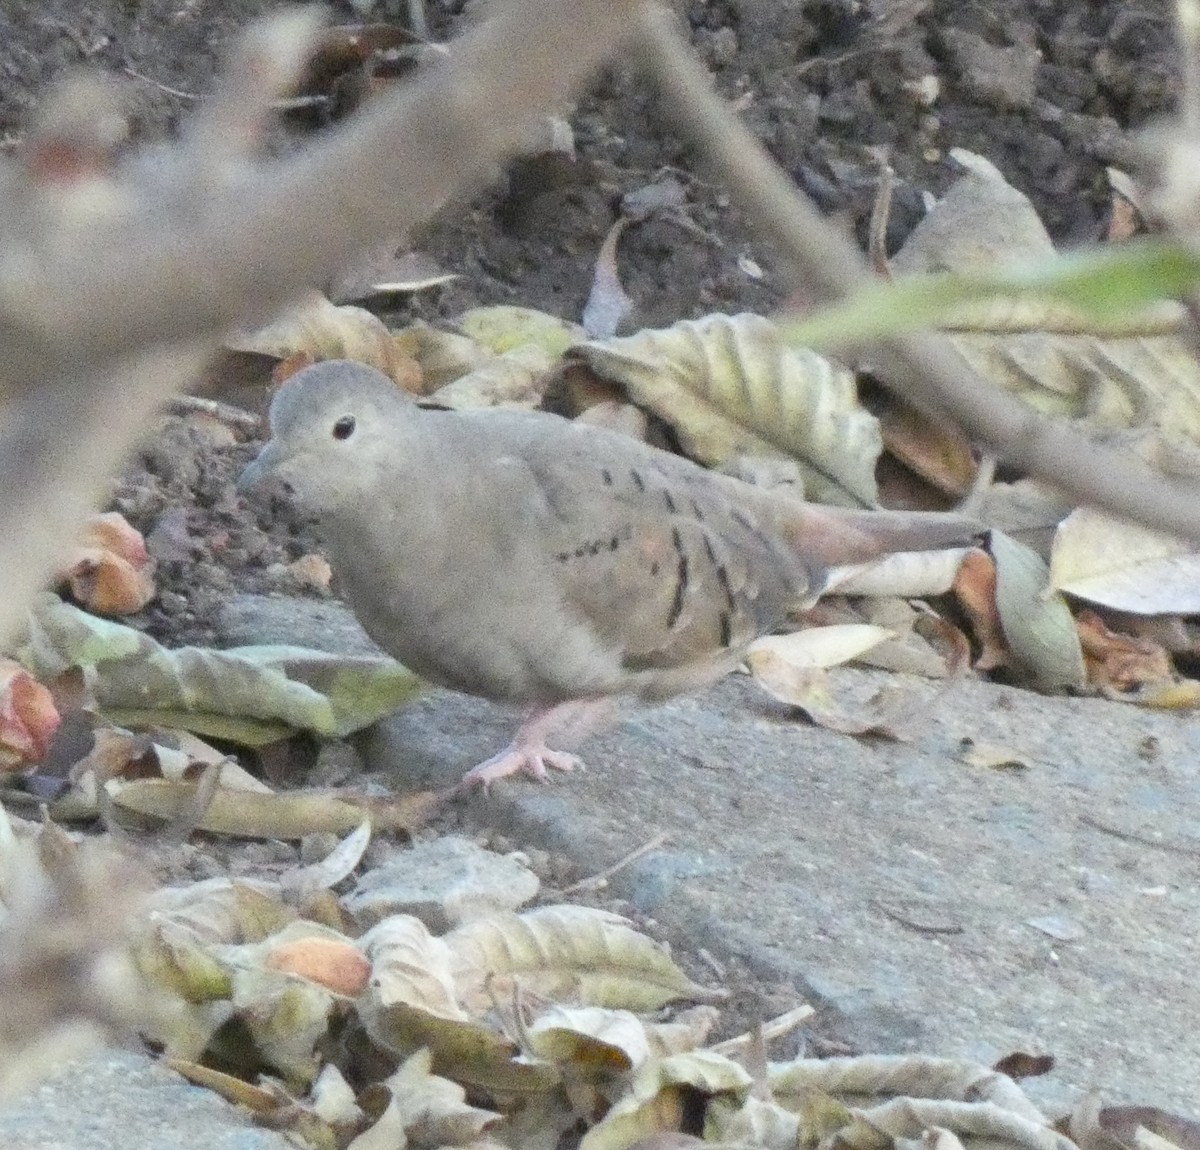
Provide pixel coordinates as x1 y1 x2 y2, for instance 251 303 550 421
222 594 1200 1119
0 1048 292 1149
345 833 541 930
363 669 1200 1120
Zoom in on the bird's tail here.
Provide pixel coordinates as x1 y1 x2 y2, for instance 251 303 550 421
782 503 984 569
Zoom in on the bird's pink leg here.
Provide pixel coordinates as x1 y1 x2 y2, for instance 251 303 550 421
457 698 616 792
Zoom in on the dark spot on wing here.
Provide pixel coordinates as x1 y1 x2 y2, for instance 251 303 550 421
667 527 689 628
601 468 613 486
631 470 646 492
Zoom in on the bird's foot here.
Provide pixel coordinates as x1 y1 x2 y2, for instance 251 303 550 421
457 742 584 793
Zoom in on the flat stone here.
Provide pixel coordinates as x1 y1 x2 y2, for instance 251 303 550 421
362 669 1200 1120
345 834 541 931
0 1048 292 1149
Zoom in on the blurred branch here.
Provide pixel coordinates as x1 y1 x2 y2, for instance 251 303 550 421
0 0 640 644
635 5 1200 544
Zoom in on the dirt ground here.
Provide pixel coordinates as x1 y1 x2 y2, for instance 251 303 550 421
0 0 1185 1092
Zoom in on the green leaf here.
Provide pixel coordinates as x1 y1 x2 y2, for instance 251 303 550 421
17 597 422 743
782 238 1200 351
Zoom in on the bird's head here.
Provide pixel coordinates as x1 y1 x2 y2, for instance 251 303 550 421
237 359 416 517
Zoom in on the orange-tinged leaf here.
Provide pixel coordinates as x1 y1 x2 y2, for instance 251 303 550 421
0 659 61 768
60 512 156 615
953 548 1010 671
1077 610 1174 694
228 292 422 391
266 936 371 996
876 396 977 497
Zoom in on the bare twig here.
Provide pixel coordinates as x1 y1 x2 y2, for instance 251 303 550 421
557 830 670 895
121 67 199 101
708 1004 815 1056
634 6 1200 545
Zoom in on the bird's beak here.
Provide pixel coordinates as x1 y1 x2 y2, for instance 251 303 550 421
236 441 282 496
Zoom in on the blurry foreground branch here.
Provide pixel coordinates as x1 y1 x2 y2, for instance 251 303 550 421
0 0 641 644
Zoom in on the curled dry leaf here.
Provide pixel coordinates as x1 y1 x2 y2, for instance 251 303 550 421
573 313 882 507
825 546 971 599
359 917 559 1097
0 658 60 769
526 1006 652 1076
747 626 896 677
952 548 1011 671
990 531 1085 689
227 962 341 1087
226 291 423 391
458 305 586 358
872 390 978 499
1050 507 1200 615
360 914 463 1022
706 1093 802 1149
1076 611 1176 696
580 1051 752 1150
429 345 556 410
446 904 722 1014
392 321 491 392
19 597 423 745
105 778 441 839
165 1058 282 1113
59 511 156 616
746 631 919 737
767 1052 1048 1122
362 1048 500 1148
583 217 635 339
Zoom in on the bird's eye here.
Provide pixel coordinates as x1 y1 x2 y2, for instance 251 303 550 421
332 415 356 441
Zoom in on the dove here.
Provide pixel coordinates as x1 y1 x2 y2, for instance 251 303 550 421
238 360 981 789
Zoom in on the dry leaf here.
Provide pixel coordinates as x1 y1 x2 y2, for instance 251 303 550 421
20 597 424 746
747 626 895 675
952 548 1011 671
874 394 978 497
574 313 882 507
447 905 721 1014
458 305 586 357
1050 507 1200 614
360 914 464 1022
583 217 634 338
526 1006 652 1076
989 531 1085 688
581 1051 752 1150
59 512 156 615
0 659 60 769
826 547 970 598
363 1048 500 1147
392 322 491 392
429 345 555 409
105 778 441 839
226 291 422 390
265 935 371 996
1076 611 1175 694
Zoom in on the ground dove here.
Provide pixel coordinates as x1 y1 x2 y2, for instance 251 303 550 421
238 360 980 789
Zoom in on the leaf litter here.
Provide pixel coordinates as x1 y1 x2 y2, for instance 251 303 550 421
2 107 1199 1148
